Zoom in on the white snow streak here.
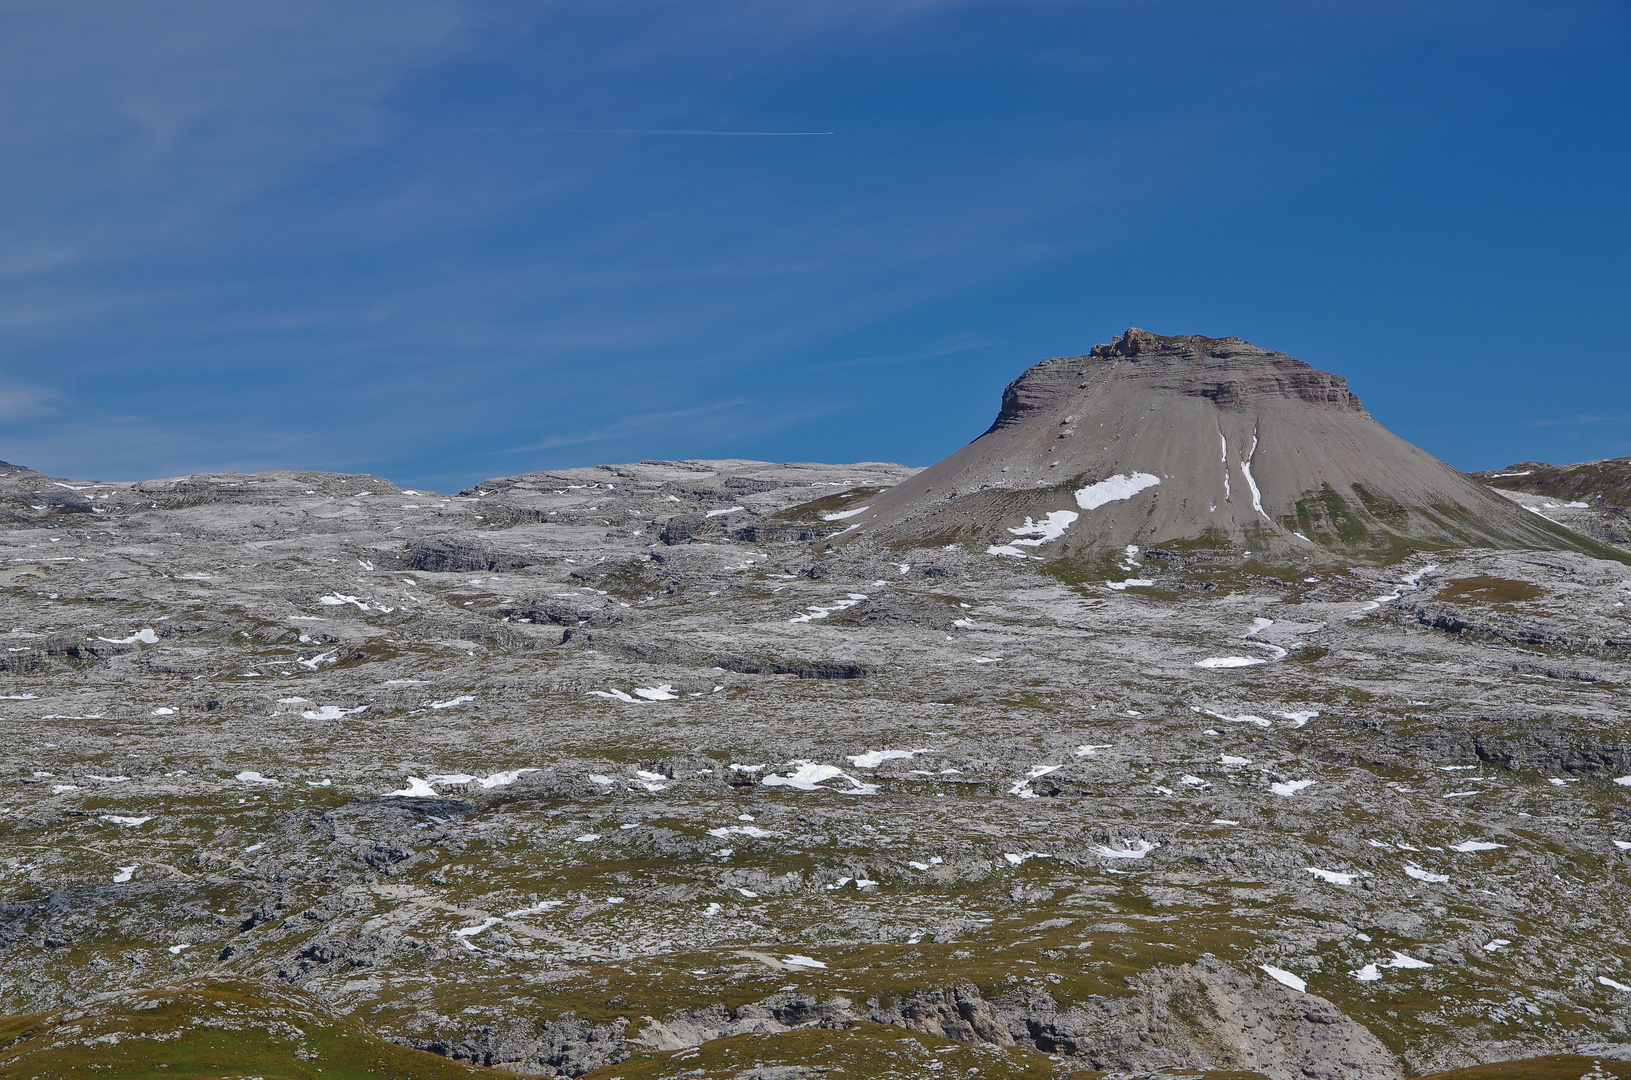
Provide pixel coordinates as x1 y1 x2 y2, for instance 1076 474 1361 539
98 628 159 645
847 748 936 768
1259 965 1306 992
1239 428 1271 523
988 511 1078 557
1075 473 1161 511
790 594 868 622
1091 839 1159 859
382 777 438 798
1404 863 1449 883
1304 867 1362 885
762 762 878 795
1449 840 1506 853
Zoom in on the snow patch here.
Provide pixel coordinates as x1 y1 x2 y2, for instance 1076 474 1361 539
382 777 438 798
97 628 158 645
1091 839 1158 859
708 825 778 839
847 748 936 768
300 705 367 721
1449 840 1506 853
1304 867 1362 885
762 762 878 796
452 918 500 942
428 769 539 789
790 594 868 623
1004 851 1052 865
1404 863 1449 883
589 689 639 703
1259 965 1306 992
988 511 1078 557
1008 764 1062 798
1239 429 1271 523
1075 473 1161 511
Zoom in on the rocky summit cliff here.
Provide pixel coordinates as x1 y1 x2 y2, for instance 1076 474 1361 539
844 329 1616 566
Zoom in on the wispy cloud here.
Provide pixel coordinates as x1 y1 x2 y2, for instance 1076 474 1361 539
480 128 835 136
493 399 757 454
1524 414 1631 428
818 332 997 371
0 378 59 422
4 0 1624 490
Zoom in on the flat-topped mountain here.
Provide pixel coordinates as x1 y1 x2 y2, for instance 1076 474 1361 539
844 329 1616 565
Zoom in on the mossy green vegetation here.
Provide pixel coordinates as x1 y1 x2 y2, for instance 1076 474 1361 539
1435 577 1547 605
0 981 498 1080
579 1022 1082 1078
773 486 890 523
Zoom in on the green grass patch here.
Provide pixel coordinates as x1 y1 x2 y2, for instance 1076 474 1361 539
0 980 500 1080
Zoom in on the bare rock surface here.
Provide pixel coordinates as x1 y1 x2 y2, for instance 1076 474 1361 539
2 381 1631 1078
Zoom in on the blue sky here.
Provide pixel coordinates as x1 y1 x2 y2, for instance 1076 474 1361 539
2 1 1627 491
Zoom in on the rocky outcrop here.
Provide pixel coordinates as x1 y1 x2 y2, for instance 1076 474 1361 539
400 538 532 573
603 965 1400 1080
407 1015 630 1076
870 963 1398 1080
633 993 857 1053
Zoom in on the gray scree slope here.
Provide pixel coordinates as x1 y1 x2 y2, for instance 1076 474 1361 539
848 329 1614 565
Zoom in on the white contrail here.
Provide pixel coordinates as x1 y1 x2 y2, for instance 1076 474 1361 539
527 128 834 136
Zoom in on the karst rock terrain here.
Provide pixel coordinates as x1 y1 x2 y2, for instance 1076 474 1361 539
1 333 1630 1080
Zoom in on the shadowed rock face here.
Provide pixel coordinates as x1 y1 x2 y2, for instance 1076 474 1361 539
849 329 1617 566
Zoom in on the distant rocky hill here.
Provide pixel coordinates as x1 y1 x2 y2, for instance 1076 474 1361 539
1469 459 1631 549
841 330 1620 566
1470 458 1631 507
